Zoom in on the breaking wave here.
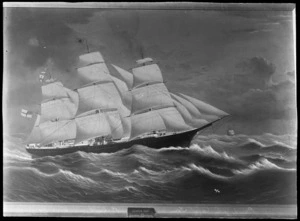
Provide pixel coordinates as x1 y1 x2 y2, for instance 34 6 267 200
3 133 297 204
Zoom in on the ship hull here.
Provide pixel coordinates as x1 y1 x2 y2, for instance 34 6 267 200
26 126 206 157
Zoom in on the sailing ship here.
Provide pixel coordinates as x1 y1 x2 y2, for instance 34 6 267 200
24 51 229 157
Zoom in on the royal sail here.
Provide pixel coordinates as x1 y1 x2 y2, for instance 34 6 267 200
78 51 104 66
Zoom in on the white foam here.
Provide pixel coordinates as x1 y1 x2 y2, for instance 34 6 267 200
189 144 239 162
188 163 229 180
58 169 98 187
246 138 266 147
232 158 295 176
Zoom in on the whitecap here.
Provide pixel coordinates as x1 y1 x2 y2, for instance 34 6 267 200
232 158 296 176
246 138 266 147
188 163 230 180
189 144 239 162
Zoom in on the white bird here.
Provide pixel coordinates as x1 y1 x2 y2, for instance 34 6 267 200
214 189 220 193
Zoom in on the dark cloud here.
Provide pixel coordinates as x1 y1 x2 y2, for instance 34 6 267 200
201 55 294 125
6 7 96 71
235 56 276 90
105 10 141 57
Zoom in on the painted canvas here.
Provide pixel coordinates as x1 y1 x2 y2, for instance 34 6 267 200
3 3 296 217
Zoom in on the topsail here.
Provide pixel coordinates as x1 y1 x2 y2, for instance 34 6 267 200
41 81 68 101
132 63 163 88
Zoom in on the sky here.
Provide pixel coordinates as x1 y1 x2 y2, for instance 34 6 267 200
3 4 296 137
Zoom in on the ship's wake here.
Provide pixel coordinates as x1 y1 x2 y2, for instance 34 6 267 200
3 133 297 204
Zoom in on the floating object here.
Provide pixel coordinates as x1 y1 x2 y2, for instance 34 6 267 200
227 129 235 136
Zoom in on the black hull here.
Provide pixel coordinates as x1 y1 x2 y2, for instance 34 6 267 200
26 126 206 157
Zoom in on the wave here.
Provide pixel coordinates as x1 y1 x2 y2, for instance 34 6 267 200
232 158 295 176
187 163 230 180
159 144 241 164
3 132 297 203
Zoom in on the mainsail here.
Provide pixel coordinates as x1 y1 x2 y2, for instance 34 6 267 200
39 119 76 146
75 111 111 144
26 52 229 146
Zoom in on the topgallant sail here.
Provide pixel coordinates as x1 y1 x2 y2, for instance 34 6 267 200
24 51 229 157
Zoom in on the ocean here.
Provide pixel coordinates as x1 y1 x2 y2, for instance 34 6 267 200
3 133 297 204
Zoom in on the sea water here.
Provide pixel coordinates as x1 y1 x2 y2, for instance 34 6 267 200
3 133 297 204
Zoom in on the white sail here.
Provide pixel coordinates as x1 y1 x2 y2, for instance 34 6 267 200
130 83 174 114
34 114 41 126
77 63 111 83
130 110 166 139
172 98 209 127
157 107 192 132
105 110 123 140
64 87 79 109
132 63 163 88
39 120 76 145
40 98 78 123
77 82 130 116
171 93 202 118
121 117 131 138
79 51 104 66
75 112 111 144
111 64 134 89
111 75 128 94
25 115 42 144
41 81 69 101
179 93 228 117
